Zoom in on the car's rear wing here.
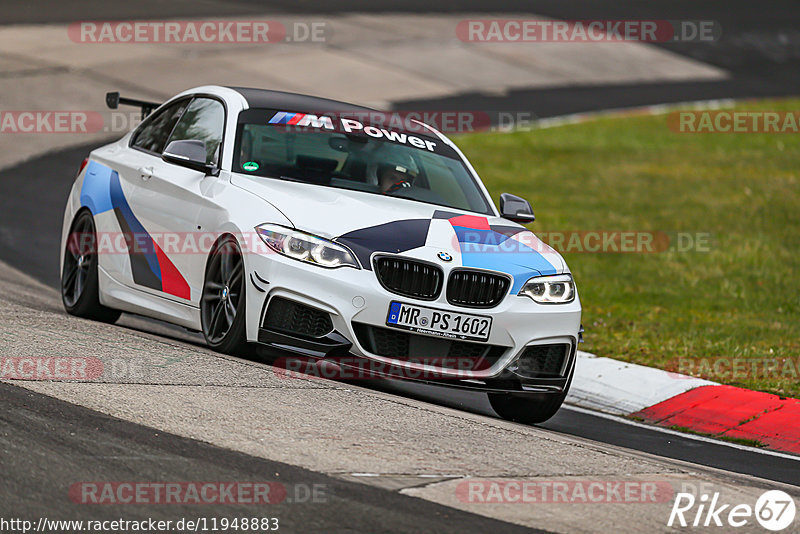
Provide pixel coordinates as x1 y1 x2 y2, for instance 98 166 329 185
105 92 160 119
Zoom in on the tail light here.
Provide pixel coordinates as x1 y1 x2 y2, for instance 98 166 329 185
77 157 89 177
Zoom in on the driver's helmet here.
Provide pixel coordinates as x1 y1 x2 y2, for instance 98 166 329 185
375 151 419 191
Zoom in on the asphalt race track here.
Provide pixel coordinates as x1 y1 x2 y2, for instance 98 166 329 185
1 142 797 511
1 2 799 532
6 0 800 112
1 382 544 533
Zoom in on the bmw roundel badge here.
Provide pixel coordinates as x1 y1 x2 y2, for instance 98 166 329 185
437 251 452 262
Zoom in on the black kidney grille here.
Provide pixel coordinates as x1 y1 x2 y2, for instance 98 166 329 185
446 270 510 308
514 344 570 378
262 297 333 339
374 257 443 300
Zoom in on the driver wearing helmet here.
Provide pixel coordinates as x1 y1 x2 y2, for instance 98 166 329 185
377 152 419 194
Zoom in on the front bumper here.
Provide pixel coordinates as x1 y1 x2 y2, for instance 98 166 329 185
244 247 581 389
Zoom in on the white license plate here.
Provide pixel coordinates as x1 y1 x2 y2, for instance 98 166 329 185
385 301 492 342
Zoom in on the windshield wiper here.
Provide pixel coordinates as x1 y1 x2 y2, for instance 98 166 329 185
279 175 308 183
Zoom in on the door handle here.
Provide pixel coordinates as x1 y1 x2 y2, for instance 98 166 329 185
138 166 154 181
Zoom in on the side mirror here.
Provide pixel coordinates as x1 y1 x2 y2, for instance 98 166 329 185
499 193 535 223
162 140 217 175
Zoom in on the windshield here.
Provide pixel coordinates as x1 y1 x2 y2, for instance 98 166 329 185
233 109 493 215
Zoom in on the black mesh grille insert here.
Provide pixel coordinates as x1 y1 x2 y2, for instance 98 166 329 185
353 323 505 372
369 325 409 359
262 297 333 339
513 344 570 378
374 257 443 300
446 270 510 308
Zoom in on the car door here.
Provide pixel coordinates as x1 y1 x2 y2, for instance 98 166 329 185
104 97 191 293
127 96 227 306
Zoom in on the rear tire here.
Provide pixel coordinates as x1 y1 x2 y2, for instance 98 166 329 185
201 235 249 355
61 210 121 323
488 371 573 424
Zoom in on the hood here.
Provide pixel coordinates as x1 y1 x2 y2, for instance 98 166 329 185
232 174 567 290
233 173 450 236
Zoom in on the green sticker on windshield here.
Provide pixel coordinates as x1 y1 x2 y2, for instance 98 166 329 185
242 161 259 172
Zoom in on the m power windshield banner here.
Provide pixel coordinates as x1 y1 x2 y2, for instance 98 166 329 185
253 109 456 156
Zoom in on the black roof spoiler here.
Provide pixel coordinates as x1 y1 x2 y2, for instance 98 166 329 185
105 92 160 119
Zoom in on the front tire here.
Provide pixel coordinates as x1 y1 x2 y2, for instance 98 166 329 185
201 235 248 355
61 210 121 323
488 371 573 424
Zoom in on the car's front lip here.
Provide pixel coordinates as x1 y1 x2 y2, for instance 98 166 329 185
246 247 581 381
315 354 575 394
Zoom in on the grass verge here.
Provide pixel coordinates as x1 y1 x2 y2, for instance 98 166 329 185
456 99 800 398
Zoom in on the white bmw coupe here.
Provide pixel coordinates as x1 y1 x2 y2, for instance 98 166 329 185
61 86 582 423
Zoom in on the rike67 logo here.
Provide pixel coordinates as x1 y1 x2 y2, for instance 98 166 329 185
668 488 796 531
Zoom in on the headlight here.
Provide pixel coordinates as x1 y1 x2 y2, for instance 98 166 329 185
256 224 360 269
519 274 575 304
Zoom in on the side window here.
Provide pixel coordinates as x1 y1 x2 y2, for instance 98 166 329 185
166 98 225 165
131 99 190 154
